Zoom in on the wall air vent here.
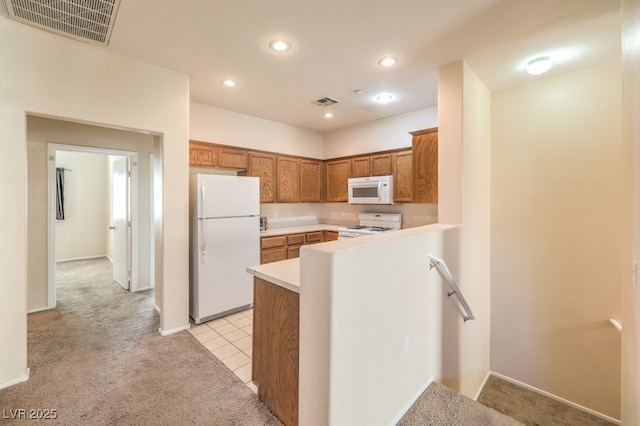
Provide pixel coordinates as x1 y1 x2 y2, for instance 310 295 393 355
312 97 341 107
3 0 121 45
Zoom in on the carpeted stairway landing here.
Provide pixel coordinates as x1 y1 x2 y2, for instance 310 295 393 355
398 381 522 425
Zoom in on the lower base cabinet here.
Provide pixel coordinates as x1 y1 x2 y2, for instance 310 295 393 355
252 277 299 426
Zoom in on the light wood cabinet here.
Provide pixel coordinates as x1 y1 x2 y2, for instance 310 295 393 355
286 232 305 258
218 147 248 169
253 277 299 426
276 157 300 203
305 231 324 244
248 152 277 203
325 159 350 202
393 150 413 203
350 156 371 177
260 235 287 264
325 230 339 241
189 141 218 167
299 160 322 202
411 128 438 204
371 153 392 176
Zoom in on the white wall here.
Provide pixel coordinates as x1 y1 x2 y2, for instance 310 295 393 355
0 17 189 388
491 64 623 419
54 151 108 262
27 117 156 309
299 225 456 424
190 102 325 159
622 0 640 422
437 61 492 397
323 107 438 159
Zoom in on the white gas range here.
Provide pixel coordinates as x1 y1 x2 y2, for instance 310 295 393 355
338 213 402 239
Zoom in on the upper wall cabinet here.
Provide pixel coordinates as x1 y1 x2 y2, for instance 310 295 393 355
350 156 371 178
411 128 438 204
371 153 393 176
300 159 322 202
325 159 350 202
248 152 277 203
393 150 413 203
276 157 300 203
218 147 248 169
189 141 218 167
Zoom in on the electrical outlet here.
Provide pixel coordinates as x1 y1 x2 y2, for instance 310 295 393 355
403 335 410 354
427 212 432 222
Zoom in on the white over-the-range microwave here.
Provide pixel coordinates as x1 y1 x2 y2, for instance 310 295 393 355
347 175 394 205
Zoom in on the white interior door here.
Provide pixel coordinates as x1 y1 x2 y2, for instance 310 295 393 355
111 157 129 289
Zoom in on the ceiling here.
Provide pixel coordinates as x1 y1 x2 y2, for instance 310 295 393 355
1 0 622 133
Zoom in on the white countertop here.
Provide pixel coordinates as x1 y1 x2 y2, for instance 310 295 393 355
259 224 343 237
247 258 300 293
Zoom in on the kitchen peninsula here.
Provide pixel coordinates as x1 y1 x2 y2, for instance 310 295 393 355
247 258 301 426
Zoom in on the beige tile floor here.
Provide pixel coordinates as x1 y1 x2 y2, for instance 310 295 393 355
188 309 258 393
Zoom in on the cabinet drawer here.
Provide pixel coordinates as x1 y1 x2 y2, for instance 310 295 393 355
287 233 305 246
261 248 287 264
261 236 286 249
325 231 339 241
287 246 300 259
305 231 323 244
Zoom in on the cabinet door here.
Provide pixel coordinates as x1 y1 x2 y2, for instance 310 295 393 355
189 141 218 167
393 150 413 203
326 159 350 202
218 147 248 169
299 160 322 202
350 156 371 177
412 129 438 203
248 153 277 203
371 153 392 176
276 157 300 203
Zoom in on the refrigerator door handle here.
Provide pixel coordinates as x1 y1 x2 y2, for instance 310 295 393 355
200 183 207 262
199 219 206 263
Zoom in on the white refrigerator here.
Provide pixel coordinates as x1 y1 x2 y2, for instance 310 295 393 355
190 174 260 324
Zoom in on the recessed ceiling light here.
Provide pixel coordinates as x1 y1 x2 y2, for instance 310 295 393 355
269 39 291 52
376 94 393 103
526 57 552 75
222 79 237 87
324 112 334 118
378 56 398 67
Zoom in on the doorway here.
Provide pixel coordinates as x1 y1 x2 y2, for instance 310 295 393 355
47 144 139 307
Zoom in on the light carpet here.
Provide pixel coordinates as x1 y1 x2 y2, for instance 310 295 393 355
0 257 281 425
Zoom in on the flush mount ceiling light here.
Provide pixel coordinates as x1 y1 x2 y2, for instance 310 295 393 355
222 79 237 87
527 56 552 75
324 112 334 118
378 56 398 67
376 94 393 103
269 39 291 52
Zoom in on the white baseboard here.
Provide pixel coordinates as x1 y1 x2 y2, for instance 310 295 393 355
490 372 620 425
389 376 434 425
27 305 52 314
56 255 107 263
158 324 190 336
0 369 30 390
474 370 492 401
133 286 153 292
153 305 160 313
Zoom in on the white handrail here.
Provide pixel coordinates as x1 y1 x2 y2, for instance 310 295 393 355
427 254 475 322
609 319 622 332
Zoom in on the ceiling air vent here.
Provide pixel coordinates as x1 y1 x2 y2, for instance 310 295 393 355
312 96 341 107
3 0 121 45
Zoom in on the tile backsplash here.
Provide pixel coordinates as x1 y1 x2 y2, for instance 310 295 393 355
259 202 437 229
